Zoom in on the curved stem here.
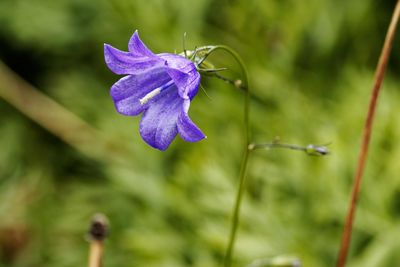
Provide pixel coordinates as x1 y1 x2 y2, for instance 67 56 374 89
204 46 251 267
336 1 400 266
203 45 250 143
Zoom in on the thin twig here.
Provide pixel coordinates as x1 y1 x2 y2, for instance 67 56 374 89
336 1 400 266
88 214 109 267
0 60 101 155
0 60 130 163
249 142 329 156
212 73 247 91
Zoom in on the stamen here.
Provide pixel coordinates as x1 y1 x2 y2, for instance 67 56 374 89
139 88 162 105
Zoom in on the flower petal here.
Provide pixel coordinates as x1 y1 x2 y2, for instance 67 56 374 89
159 54 193 72
177 100 205 142
159 54 200 99
139 87 183 150
104 44 163 75
110 69 172 116
166 67 200 100
128 30 155 57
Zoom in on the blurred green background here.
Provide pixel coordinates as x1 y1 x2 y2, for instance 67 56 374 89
1 0 400 266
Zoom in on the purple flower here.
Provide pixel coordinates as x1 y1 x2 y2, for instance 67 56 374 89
104 30 205 150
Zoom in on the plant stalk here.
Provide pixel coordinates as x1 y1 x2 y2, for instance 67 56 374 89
204 45 251 267
336 1 400 266
88 214 108 267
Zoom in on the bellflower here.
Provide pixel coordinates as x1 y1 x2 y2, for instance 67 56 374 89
104 30 205 150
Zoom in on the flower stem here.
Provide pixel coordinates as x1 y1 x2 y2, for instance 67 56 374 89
203 45 251 267
250 142 329 156
202 45 250 143
336 1 400 266
225 147 251 267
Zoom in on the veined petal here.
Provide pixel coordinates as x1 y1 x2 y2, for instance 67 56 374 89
177 99 205 142
160 54 200 99
110 67 170 102
159 53 193 73
139 87 183 150
111 70 172 116
166 68 200 100
128 30 155 57
104 44 163 75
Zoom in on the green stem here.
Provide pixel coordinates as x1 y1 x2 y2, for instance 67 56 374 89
201 45 329 267
204 45 250 267
225 148 251 267
202 45 250 143
250 142 330 156
251 143 306 152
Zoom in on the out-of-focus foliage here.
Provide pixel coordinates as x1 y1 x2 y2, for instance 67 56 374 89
1 0 400 266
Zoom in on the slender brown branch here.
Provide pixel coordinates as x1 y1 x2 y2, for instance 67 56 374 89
89 241 103 267
0 60 131 163
88 214 109 267
0 60 102 155
336 1 400 266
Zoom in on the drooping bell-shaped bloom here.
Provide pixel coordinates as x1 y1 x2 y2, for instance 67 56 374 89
104 30 205 150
